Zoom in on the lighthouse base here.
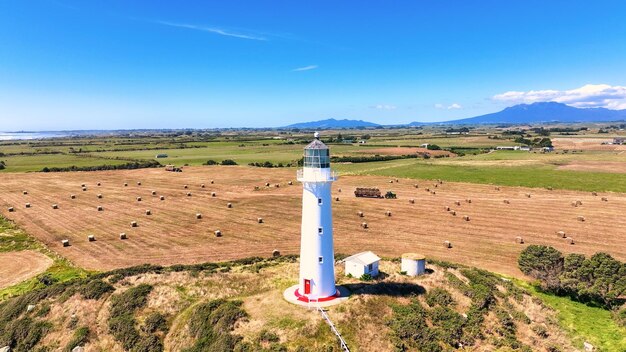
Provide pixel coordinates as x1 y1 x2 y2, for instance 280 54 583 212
283 285 350 307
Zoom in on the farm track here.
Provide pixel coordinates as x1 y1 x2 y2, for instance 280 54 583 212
1 166 625 278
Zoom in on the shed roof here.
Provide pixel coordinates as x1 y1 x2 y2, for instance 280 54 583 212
344 251 381 266
402 253 426 260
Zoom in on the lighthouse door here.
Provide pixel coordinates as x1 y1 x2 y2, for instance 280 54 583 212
304 279 311 294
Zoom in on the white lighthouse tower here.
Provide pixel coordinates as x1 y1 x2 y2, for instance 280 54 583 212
291 132 339 303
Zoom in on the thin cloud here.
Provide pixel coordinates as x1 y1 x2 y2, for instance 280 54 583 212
371 104 397 110
435 103 462 110
493 84 626 109
155 21 267 41
292 65 318 72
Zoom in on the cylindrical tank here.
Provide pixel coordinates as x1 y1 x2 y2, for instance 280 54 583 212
401 253 426 276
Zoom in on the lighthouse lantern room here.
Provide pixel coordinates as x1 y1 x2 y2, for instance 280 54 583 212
293 132 339 302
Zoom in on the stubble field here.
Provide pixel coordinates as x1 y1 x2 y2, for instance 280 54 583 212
1 166 625 278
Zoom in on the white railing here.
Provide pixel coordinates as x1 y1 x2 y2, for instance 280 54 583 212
318 306 350 352
297 169 338 182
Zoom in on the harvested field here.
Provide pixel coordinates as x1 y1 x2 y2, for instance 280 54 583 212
552 137 626 151
1 166 625 277
361 147 455 157
557 160 626 174
0 250 53 289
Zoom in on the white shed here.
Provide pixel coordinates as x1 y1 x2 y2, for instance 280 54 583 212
344 251 381 278
401 253 426 276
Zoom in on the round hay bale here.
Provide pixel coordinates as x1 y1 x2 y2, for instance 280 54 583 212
196 213 202 219
395 179 399 183
201 184 205 188
124 183 128 187
227 203 232 208
214 230 222 237
430 190 436 195
557 230 566 238
515 236 524 244
52 204 58 209
444 206 450 211
81 183 86 187
576 200 583 206
450 210 456 216
566 237 575 245
414 184 419 188
571 201 578 207
25 203 30 208
455 201 461 206
577 216 585 222
389 180 393 183
137 197 142 202
601 197 608 202
97 206 103 211
187 192 192 197
8 207 14 212
211 180 215 184
97 182 101 186
137 181 141 186
592 191 598 196
274 184 280 188
272 249 281 257
160 196 165 201
151 190 157 196
146 209 151 215
62 239 70 247
119 233 127 240
70 194 76 199
361 222 368 229
409 199 415 204
434 184 438 188
82 187 87 192
425 188 430 192
211 192 216 197
88 235 95 242
504 200 510 204
385 211 392 217
23 191 28 195
495 186 500 191
338 188 342 193
184 185 188 189
254 186 260 191
463 215 470 221
526 193 531 198
258 217 264 223
443 240 452 248
466 198 472 203
357 211 364 217
97 194 103 199
335 197 340 201
265 182 270 187
288 181 293 185
130 221 138 227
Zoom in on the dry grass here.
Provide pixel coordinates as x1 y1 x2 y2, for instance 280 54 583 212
1 166 625 278
0 250 53 289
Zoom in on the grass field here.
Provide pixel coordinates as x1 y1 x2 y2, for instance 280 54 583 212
1 166 624 279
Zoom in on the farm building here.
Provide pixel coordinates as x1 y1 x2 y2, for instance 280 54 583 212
155 153 169 158
401 253 426 276
614 137 625 145
344 251 380 278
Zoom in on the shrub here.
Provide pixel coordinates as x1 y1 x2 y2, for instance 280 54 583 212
204 160 218 165
79 280 115 300
0 317 52 352
65 326 89 351
531 324 549 338
425 287 455 307
183 299 247 352
360 273 373 281
518 245 564 291
144 312 168 334
220 159 238 165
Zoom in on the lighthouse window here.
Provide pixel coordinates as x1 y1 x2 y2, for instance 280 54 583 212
318 227 323 234
303 148 330 168
318 256 323 264
318 198 322 205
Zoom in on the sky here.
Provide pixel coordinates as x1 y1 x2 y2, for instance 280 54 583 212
1 1 626 130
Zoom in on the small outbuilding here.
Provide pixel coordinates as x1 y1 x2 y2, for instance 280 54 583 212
344 251 381 278
401 253 426 276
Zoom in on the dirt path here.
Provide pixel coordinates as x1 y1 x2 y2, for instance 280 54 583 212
0 250 53 289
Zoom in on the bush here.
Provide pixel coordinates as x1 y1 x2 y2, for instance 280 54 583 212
360 273 373 281
79 279 115 300
144 312 168 334
518 245 564 291
426 144 441 150
425 287 455 307
531 324 549 338
65 326 89 351
183 299 247 352
0 317 52 352
220 159 238 165
204 160 218 165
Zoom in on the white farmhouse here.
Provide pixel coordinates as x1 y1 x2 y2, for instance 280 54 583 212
344 251 380 278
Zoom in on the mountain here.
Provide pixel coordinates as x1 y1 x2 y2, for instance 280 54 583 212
409 102 626 125
285 118 380 129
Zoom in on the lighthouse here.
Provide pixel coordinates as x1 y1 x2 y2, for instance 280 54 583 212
292 132 339 302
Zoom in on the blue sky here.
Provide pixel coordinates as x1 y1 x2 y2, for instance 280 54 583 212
1 1 626 130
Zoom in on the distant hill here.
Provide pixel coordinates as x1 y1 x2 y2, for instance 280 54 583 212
285 118 380 129
409 102 626 125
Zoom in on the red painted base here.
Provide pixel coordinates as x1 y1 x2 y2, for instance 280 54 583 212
294 288 340 302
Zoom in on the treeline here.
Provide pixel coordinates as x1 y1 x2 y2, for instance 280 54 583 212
41 160 161 172
514 137 553 148
518 245 625 314
248 161 286 168
203 159 238 166
330 154 419 163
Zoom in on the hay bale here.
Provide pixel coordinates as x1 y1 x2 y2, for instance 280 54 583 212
463 215 470 221
201 184 205 188
592 191 598 196
335 197 340 201
443 240 452 248
450 210 456 216
62 239 70 247
526 193 531 198
124 183 128 187
184 185 188 189
274 184 280 188
385 211 392 217
211 192 216 197
455 201 461 206
214 230 222 237
430 190 436 195
495 186 500 191
601 197 608 202
8 207 14 212
338 188 342 193
97 182 101 186
137 197 142 202
258 217 264 223
504 199 510 204
515 236 524 244
444 206 450 211
130 221 138 227
425 187 430 192
577 216 585 222
547 187 553 190
25 203 31 208
70 194 76 199
152 190 157 196
23 191 28 195
389 180 393 183
466 198 472 203
288 181 293 185
414 184 419 188
160 196 165 201
146 209 151 215
187 192 192 197
576 200 583 206
254 186 260 191
211 180 214 184
227 203 233 208
357 211 364 217
409 199 415 204
557 231 566 238
434 183 438 188
272 249 281 257
395 179 399 183
88 235 95 242
566 237 575 245
571 201 578 207
81 183 86 187
196 213 202 219
97 206 103 211
119 233 127 240
52 204 59 209
361 222 368 229
137 181 141 186
265 182 270 187
97 194 103 199
82 187 87 192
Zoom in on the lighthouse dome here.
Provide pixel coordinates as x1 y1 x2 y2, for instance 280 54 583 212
304 135 330 168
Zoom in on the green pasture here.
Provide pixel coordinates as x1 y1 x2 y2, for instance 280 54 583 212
0 153 129 173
